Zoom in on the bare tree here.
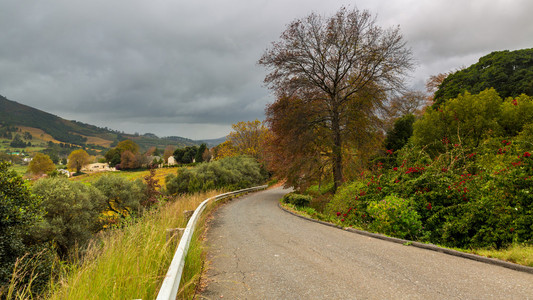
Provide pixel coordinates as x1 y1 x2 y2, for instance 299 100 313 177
259 7 413 191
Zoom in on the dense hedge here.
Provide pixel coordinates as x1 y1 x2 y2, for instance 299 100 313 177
327 140 533 249
165 156 267 194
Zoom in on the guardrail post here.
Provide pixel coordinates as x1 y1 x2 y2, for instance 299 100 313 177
166 228 185 244
183 210 194 220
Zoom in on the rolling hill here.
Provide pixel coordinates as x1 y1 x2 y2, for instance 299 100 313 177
0 94 202 152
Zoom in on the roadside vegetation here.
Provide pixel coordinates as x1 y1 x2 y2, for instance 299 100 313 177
46 191 219 300
2 6 533 298
1 141 267 298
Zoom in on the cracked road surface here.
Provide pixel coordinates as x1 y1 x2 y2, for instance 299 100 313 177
198 187 533 299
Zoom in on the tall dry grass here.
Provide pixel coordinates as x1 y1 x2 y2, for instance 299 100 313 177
46 190 220 300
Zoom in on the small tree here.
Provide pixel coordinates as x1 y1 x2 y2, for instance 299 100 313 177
142 166 161 208
67 149 91 173
163 145 176 164
385 114 416 152
120 150 140 169
93 175 146 219
116 140 140 154
28 153 55 175
195 143 207 163
31 177 105 257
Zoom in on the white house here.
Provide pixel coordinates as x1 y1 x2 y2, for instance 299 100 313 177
167 156 177 166
81 163 116 173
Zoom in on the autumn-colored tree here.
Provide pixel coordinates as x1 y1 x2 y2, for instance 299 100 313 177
381 91 427 132
213 140 237 160
259 7 413 191
142 166 161 208
163 145 176 163
28 153 55 175
145 146 156 156
227 120 270 160
120 150 140 169
67 149 91 173
425 72 449 105
202 147 213 162
104 139 140 167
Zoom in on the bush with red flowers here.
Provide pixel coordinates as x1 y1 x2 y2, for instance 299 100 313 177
327 139 533 249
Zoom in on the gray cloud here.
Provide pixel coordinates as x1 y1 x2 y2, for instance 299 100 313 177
0 0 531 139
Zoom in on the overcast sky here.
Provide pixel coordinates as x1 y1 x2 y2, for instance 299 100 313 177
1 0 532 139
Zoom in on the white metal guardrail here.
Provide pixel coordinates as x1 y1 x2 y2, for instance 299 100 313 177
156 185 268 300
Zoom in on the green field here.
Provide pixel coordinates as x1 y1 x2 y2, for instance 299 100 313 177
69 167 180 186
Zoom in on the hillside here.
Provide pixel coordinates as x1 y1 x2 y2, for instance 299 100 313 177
0 94 201 152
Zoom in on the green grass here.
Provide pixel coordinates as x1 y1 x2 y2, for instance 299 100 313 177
69 167 179 186
46 190 220 300
471 244 533 267
9 164 28 176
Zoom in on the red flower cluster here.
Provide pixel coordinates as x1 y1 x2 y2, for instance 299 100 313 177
442 137 450 145
524 152 531 158
501 140 511 146
393 167 398 171
405 166 424 174
426 202 432 210
467 152 477 159
512 99 518 106
386 149 394 155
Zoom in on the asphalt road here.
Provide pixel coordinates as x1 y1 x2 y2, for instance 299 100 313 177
198 187 533 299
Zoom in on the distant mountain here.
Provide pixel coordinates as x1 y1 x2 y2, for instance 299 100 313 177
197 136 227 147
0 94 201 151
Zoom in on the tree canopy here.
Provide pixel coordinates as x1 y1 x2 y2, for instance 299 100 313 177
412 88 533 155
433 48 533 107
259 7 413 191
215 120 270 161
67 149 91 173
28 153 55 175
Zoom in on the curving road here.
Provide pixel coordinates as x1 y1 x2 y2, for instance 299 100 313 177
198 187 533 299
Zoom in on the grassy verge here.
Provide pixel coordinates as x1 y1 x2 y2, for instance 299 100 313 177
281 202 533 268
47 190 220 300
471 245 533 267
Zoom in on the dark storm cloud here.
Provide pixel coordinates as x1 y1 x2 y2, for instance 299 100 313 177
0 0 531 138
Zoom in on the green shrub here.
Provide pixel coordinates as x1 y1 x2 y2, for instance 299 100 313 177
32 177 105 257
366 195 422 239
92 174 147 220
282 193 312 207
165 156 267 194
329 139 533 249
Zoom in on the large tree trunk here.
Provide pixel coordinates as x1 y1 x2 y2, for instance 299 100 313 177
331 107 343 193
